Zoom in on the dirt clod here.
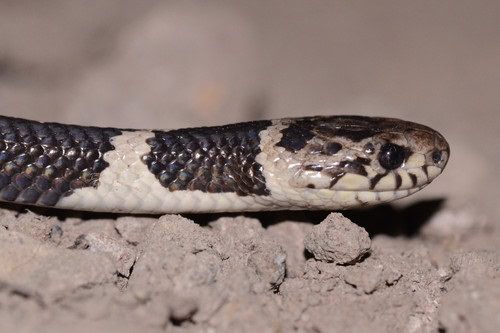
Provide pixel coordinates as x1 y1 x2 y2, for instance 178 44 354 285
304 213 371 264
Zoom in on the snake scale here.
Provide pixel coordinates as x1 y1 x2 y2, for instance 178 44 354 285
0 115 449 213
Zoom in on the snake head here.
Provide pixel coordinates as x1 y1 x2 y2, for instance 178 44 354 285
259 116 450 209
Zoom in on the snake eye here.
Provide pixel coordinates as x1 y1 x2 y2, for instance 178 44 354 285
378 143 405 170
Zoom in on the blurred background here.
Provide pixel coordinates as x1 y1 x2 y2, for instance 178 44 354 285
0 0 499 215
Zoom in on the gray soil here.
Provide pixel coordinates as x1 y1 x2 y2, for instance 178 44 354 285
0 1 499 332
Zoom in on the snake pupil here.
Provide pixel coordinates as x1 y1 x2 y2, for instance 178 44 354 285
378 143 405 170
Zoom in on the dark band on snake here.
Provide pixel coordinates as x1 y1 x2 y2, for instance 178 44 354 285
141 120 272 196
0 116 121 206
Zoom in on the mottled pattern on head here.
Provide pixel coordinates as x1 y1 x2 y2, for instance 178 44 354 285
257 116 449 209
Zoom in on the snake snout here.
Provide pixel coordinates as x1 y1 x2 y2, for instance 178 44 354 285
433 132 450 169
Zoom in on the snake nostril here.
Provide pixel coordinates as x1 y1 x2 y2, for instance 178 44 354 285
432 150 442 164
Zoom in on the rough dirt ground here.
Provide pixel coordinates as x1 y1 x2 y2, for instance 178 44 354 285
0 1 499 332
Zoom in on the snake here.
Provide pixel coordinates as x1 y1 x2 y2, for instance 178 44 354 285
0 115 449 214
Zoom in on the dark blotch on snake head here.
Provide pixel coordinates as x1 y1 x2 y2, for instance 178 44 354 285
323 142 342 155
364 142 375 154
277 119 316 152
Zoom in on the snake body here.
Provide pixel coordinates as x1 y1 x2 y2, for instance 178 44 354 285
0 115 449 213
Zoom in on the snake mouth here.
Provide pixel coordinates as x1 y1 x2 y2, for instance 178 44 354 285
295 165 442 193
355 186 427 206
313 166 441 193
349 185 426 193
298 185 427 210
